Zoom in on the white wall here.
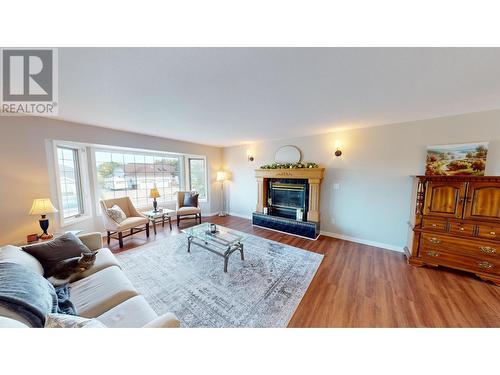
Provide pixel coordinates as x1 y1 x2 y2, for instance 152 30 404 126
223 109 500 251
0 117 223 245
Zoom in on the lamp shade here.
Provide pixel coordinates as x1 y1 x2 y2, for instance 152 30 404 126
216 171 227 182
149 187 161 198
29 198 58 215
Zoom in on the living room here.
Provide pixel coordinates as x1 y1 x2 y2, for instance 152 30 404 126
1 2 499 374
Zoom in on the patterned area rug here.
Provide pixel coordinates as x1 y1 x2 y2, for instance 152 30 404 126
117 230 323 327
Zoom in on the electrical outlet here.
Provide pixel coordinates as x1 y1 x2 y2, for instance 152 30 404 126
333 183 340 191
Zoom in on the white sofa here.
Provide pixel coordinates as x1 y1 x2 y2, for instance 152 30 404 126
0 232 180 328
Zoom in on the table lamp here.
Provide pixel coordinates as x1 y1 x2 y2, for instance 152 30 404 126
149 187 161 212
29 198 58 240
216 171 228 217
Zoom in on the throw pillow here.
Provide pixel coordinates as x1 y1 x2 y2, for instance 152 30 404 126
107 204 127 223
22 232 92 278
45 313 106 328
183 192 199 208
0 245 44 275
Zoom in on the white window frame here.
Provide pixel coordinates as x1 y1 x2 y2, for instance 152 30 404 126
186 155 208 202
52 141 92 227
93 146 187 210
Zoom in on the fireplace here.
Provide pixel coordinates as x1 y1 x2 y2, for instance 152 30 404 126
253 167 325 239
268 179 308 220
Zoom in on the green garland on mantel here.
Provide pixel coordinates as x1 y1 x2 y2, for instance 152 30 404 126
260 162 319 169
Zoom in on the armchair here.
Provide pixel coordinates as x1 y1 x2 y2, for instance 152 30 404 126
100 197 149 248
176 191 202 227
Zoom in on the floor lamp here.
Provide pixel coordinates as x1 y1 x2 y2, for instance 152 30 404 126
217 171 228 216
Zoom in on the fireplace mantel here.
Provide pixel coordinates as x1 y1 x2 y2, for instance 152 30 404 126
255 168 325 223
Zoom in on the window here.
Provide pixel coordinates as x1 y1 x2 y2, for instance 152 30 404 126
95 149 182 208
56 146 85 219
188 157 207 199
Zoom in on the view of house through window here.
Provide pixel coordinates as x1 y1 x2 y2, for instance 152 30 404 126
189 158 207 199
56 146 84 219
95 150 183 208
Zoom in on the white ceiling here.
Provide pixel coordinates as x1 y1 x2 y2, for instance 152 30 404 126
58 48 500 147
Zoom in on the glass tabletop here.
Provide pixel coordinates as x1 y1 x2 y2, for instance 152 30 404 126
143 209 174 218
182 223 246 247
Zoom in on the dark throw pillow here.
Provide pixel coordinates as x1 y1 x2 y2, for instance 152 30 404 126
183 192 199 208
22 233 92 278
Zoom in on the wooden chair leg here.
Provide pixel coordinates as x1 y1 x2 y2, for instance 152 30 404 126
107 231 111 245
118 232 124 248
146 223 150 237
199 213 202 224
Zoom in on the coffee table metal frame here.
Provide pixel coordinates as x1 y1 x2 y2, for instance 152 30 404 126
184 224 245 272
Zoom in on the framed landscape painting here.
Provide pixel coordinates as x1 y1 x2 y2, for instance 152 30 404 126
425 142 488 176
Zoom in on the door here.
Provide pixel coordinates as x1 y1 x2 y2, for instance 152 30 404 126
463 182 500 222
423 181 467 218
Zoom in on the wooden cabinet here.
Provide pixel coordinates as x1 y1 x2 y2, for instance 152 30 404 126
406 176 500 285
463 182 500 221
423 181 466 218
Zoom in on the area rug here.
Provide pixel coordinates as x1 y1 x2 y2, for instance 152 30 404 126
117 230 323 327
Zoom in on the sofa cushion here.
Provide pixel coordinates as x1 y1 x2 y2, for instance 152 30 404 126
45 313 106 328
0 316 30 328
0 305 33 327
68 247 121 282
97 295 157 328
22 233 92 277
78 232 103 252
69 266 138 318
0 245 44 275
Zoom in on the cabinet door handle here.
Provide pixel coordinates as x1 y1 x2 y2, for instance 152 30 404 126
428 237 441 244
480 246 497 255
490 231 496 236
426 251 439 257
478 261 493 269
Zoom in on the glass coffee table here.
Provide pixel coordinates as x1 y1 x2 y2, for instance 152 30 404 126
182 223 246 272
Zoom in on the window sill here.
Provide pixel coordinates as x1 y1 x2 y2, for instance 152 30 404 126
60 215 92 228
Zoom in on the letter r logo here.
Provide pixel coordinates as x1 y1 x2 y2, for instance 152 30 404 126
2 49 53 102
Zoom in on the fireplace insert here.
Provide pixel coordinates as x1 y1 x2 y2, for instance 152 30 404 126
267 179 308 220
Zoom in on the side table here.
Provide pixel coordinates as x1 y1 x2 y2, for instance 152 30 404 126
143 209 175 234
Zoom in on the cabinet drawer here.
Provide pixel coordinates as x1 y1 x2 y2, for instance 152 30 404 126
422 218 448 232
421 233 499 258
420 247 500 275
448 222 475 236
476 224 500 241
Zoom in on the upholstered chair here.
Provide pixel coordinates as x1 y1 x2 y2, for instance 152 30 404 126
100 197 149 248
176 191 202 227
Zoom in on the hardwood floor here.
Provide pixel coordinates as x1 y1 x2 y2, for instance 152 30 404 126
106 215 500 327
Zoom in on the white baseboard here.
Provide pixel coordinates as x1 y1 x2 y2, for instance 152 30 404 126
228 211 253 220
229 212 403 253
320 230 404 253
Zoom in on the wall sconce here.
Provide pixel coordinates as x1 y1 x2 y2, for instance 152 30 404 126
247 150 254 162
334 140 342 157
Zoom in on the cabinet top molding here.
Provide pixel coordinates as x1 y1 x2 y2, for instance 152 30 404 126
412 175 500 181
255 168 325 180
